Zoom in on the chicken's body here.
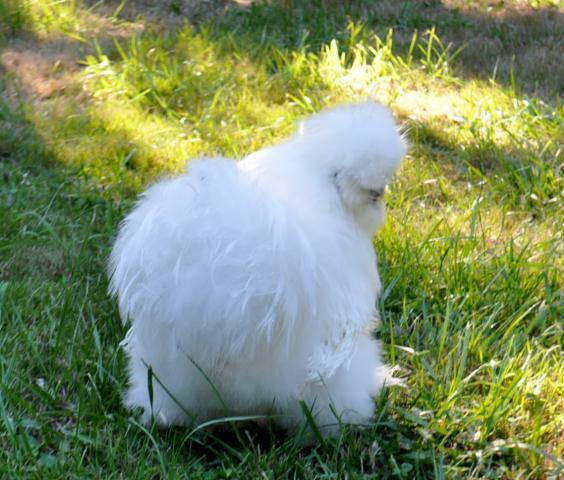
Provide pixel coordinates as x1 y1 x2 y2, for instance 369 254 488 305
110 102 406 436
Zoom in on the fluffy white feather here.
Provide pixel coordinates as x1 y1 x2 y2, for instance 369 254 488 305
109 101 406 436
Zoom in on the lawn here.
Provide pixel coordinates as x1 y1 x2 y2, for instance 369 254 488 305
0 0 562 478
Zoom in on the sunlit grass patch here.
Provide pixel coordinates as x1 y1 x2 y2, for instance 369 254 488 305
83 25 302 150
0 0 87 39
0 0 136 40
31 98 189 188
81 20 561 209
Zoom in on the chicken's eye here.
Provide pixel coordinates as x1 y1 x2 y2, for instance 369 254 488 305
365 188 383 202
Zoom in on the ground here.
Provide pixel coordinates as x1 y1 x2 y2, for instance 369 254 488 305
0 1 562 478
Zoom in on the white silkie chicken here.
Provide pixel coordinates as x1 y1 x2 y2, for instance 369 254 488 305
109 101 406 437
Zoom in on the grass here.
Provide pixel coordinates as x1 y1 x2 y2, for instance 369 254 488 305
1 0 562 478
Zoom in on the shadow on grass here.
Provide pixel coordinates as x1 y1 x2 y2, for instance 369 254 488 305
237 0 562 101
0 66 137 281
130 385 443 478
181 0 562 101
